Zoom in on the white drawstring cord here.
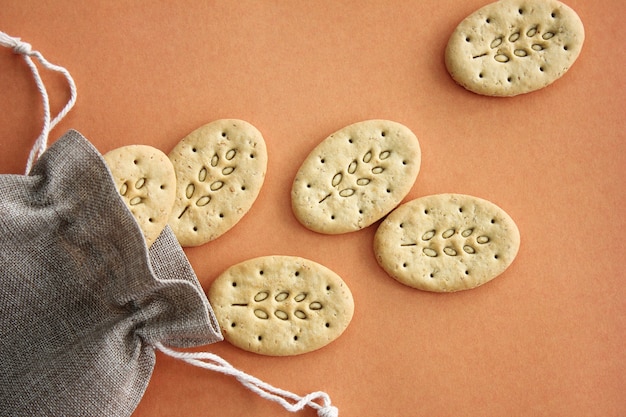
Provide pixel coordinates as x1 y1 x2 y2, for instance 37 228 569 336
0 31 77 174
154 342 339 417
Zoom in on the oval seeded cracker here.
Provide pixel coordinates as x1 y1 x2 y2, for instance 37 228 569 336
374 194 520 292
168 119 267 247
291 120 421 234
208 256 354 356
445 0 584 96
103 145 176 247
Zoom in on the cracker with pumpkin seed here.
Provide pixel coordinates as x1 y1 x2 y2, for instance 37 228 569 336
208 255 354 356
168 119 267 247
374 193 520 292
445 0 584 96
291 120 421 234
103 145 176 247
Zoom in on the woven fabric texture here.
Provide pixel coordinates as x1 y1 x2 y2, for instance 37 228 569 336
0 130 222 416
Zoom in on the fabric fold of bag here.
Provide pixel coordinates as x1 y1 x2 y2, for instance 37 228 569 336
0 129 222 416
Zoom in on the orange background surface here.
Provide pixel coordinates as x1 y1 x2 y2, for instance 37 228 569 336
1 1 624 416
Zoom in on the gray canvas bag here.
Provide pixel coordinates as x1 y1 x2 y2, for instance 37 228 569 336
0 130 224 416
0 32 338 417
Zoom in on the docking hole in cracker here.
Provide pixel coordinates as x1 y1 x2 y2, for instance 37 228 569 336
291 120 421 234
208 256 354 356
374 194 520 292
168 119 267 247
445 0 584 96
103 145 176 247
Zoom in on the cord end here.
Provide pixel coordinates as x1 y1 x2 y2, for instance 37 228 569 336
318 405 339 417
0 32 32 55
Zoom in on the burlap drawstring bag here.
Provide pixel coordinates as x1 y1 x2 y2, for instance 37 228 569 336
0 32 338 417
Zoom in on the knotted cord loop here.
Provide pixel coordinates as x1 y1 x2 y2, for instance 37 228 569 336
0 31 77 174
154 342 339 417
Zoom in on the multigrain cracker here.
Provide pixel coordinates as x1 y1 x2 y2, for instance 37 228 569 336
103 145 176 247
374 194 520 292
291 120 421 234
445 0 584 96
208 256 354 356
168 119 267 247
